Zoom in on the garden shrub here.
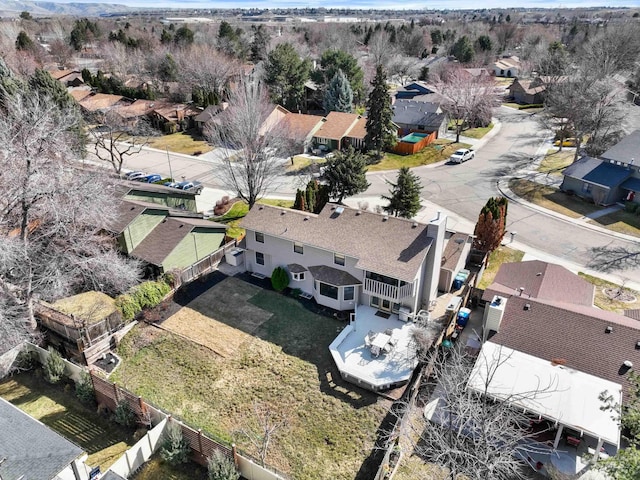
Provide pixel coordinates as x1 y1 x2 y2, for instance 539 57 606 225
134 280 171 309
625 202 638 213
271 266 290 292
75 371 95 405
12 349 38 372
208 450 240 480
44 347 65 384
113 399 136 428
160 422 191 465
115 293 141 321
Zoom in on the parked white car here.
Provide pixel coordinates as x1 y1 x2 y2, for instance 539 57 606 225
449 148 475 164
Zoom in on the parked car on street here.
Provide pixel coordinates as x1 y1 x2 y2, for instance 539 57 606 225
175 181 204 194
449 148 475 164
125 171 146 181
135 174 162 183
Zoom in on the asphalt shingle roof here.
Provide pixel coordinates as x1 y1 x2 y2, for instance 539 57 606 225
601 130 640 165
314 112 360 140
583 162 632 188
392 99 444 129
307 265 362 286
562 156 602 180
483 260 595 306
130 217 226 267
0 397 84 480
240 204 434 282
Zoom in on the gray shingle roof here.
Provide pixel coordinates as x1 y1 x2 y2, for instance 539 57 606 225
0 397 84 480
102 472 127 480
239 204 434 282
287 263 307 274
601 130 640 165
130 217 226 267
621 177 640 192
307 265 362 286
562 156 601 180
392 99 444 128
483 260 594 306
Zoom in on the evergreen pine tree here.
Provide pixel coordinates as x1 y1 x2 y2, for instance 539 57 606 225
293 189 306 211
382 167 422 218
323 69 353 113
323 147 370 204
365 65 397 157
473 197 508 262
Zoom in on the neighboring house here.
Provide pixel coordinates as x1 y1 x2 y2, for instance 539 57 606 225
462 67 490 78
129 216 227 274
392 99 447 138
482 260 640 402
507 78 546 104
112 99 158 127
561 130 640 205
48 69 85 87
394 81 438 100
240 203 449 391
79 93 126 113
343 116 368 150
117 181 199 212
282 112 325 152
312 111 362 151
193 104 226 134
259 105 291 136
439 232 471 292
68 87 92 103
149 102 202 133
0 397 91 480
493 55 520 77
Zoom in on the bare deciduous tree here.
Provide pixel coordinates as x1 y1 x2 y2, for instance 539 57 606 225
234 401 288 467
436 67 499 143
0 89 140 345
205 81 295 209
89 110 156 174
396 345 555 480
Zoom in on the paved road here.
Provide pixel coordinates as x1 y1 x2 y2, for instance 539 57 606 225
361 107 640 284
116 107 640 283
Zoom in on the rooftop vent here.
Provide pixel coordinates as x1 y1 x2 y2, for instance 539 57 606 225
624 360 633 368
536 272 542 276
335 206 344 215
605 326 614 334
383 215 389 221
524 303 530 311
304 216 309 221
258 205 264 210
280 211 286 215
355 210 361 216
412 222 418 228
636 341 640 350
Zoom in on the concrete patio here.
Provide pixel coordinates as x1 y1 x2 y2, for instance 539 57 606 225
329 305 420 391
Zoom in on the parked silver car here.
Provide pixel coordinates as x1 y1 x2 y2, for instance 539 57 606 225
449 148 475 164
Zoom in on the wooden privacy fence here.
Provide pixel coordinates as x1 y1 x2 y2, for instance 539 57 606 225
178 239 237 286
392 131 437 155
89 372 288 479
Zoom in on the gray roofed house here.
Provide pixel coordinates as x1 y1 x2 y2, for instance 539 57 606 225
0 397 87 480
392 99 447 137
239 202 448 316
600 129 640 165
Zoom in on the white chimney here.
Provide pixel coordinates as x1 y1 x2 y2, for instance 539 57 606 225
483 296 507 341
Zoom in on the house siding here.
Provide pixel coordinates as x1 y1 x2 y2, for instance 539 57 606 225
125 191 197 212
161 229 226 271
561 177 622 205
121 210 167 253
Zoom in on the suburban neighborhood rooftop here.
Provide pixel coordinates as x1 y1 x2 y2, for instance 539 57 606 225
240 203 435 282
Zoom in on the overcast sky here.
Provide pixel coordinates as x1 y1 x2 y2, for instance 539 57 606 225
47 0 640 10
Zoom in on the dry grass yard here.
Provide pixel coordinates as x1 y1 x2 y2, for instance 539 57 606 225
111 274 388 480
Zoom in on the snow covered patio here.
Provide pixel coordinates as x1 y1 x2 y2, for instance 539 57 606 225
329 305 420 391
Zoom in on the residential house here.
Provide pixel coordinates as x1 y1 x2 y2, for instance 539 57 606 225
282 112 325 152
48 68 85 87
258 105 290 136
312 111 362 151
0 397 91 480
394 81 439 100
507 78 546 104
68 87 92 103
392 99 447 138
105 196 227 274
493 56 521 77
112 99 158 127
149 102 202 133
475 260 638 458
240 203 448 391
343 116 368 150
439 232 471 292
462 67 490 78
561 130 640 205
193 104 226 134
78 93 125 114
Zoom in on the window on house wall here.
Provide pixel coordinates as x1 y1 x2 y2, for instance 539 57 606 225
582 183 592 194
294 242 304 254
334 253 345 266
255 232 264 243
255 252 265 265
292 272 305 281
344 286 355 301
319 282 338 299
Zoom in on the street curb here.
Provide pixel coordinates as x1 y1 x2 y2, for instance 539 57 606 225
496 178 640 244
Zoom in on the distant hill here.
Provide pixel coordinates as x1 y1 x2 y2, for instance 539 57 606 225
0 1 134 17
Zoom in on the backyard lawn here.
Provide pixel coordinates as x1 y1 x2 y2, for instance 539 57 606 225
477 247 525 290
0 373 135 472
537 149 575 177
111 274 388 480
509 179 600 219
132 455 207 480
462 123 494 139
369 140 472 172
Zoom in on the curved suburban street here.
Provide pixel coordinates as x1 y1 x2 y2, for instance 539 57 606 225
118 106 640 284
